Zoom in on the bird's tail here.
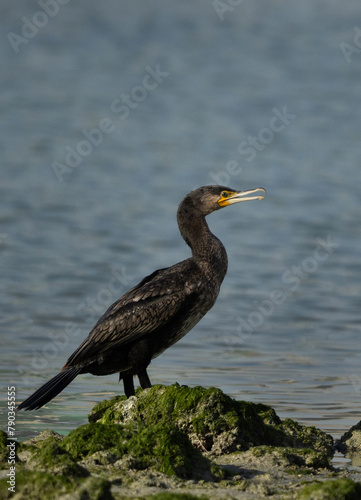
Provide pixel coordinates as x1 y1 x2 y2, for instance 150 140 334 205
17 366 81 411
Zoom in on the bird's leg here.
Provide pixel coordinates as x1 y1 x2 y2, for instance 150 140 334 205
122 374 135 398
138 368 152 390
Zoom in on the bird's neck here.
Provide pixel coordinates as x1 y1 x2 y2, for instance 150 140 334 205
177 200 228 280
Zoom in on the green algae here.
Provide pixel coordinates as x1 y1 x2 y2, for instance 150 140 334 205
63 422 127 461
89 384 333 460
0 430 8 464
298 478 361 500
89 395 126 424
0 430 111 500
146 494 208 500
338 421 361 453
337 421 361 466
70 476 113 500
62 421 215 480
28 439 88 477
3 384 341 499
0 430 7 448
281 418 333 455
24 428 63 447
0 470 74 500
0 470 112 500
249 445 330 469
89 384 284 453
0 430 23 466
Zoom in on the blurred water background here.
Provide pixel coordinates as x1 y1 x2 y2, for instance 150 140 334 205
0 1 360 459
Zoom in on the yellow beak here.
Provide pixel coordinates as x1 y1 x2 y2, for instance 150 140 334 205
218 187 266 207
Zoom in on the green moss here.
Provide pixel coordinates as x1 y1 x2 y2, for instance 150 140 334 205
249 445 330 469
257 406 283 426
281 418 333 455
62 421 214 480
146 494 208 500
0 470 71 500
88 395 126 424
298 478 361 499
0 430 23 465
63 422 127 461
29 439 88 477
0 430 8 464
135 422 212 479
11 384 337 496
89 384 333 459
0 430 7 448
338 421 361 467
286 467 315 476
73 476 113 500
0 469 112 500
90 384 279 453
25 428 64 447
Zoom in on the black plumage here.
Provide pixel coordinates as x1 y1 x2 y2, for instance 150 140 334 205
18 185 265 410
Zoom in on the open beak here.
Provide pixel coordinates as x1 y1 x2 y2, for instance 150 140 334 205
219 187 266 207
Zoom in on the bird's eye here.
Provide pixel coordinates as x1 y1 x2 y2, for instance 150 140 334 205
221 191 229 198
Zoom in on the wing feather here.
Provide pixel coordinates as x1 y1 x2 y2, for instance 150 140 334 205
65 260 202 367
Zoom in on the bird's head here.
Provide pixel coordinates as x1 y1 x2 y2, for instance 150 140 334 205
183 185 266 216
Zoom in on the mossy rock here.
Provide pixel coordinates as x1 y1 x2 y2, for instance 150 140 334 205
8 385 336 496
28 439 88 477
337 421 361 466
0 469 112 500
0 430 8 464
62 421 215 480
249 445 330 469
297 478 361 500
0 430 7 448
23 428 63 447
281 418 333 455
0 429 23 465
89 384 333 458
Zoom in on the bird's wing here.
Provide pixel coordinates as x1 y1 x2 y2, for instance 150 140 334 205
65 261 201 367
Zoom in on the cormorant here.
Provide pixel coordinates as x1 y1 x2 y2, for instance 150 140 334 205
18 185 265 410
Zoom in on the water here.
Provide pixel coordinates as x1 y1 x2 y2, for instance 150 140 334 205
1 2 360 459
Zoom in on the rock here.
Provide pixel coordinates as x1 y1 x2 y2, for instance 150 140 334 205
337 421 361 467
89 384 334 459
62 420 216 480
245 445 330 469
0 384 347 500
0 431 7 448
0 428 22 466
27 439 88 477
0 430 9 465
0 470 112 500
23 428 63 446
